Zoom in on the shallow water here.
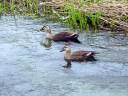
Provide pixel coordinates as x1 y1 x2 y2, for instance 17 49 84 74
0 15 128 96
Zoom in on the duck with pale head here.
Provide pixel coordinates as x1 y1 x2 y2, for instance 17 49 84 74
60 46 99 62
39 25 81 43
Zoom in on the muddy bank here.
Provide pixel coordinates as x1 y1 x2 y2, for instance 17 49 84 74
2 0 128 32
39 0 128 32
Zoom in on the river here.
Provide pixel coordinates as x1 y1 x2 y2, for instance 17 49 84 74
0 15 128 96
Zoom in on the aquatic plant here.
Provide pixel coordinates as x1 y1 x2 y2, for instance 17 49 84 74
33 0 39 13
1 0 127 32
57 0 102 31
1 0 39 17
10 0 16 12
0 3 3 14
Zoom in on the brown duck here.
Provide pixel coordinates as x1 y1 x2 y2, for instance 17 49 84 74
60 46 98 62
40 26 81 43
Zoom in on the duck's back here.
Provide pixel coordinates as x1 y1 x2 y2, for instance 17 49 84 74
69 51 97 61
52 32 79 41
71 51 90 56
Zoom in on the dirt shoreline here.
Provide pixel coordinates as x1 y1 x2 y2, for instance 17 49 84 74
2 0 128 32
39 0 128 32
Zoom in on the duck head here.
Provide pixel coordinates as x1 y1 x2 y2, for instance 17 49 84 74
60 46 71 52
40 26 51 33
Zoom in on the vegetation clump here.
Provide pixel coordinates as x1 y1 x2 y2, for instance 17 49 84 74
0 0 39 17
0 0 128 32
39 0 128 32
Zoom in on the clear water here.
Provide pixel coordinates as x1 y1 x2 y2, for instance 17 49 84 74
0 15 128 96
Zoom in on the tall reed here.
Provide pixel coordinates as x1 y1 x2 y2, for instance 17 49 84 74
1 0 39 17
10 0 16 12
62 0 101 32
0 3 3 14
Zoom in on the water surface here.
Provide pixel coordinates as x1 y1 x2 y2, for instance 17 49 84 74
0 15 128 96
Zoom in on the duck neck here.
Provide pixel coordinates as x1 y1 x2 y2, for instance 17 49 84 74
47 29 51 34
65 50 71 60
65 50 71 56
66 50 71 54
46 30 52 39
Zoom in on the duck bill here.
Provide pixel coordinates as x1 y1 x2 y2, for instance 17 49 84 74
60 48 65 52
38 28 44 31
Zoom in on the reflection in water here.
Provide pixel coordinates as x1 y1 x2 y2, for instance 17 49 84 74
40 38 81 48
40 39 51 48
63 60 98 68
63 61 72 68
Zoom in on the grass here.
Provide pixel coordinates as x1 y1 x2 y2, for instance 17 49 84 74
57 0 128 32
0 0 6 15
1 0 127 32
10 0 16 12
0 3 3 15
55 0 103 32
0 0 39 17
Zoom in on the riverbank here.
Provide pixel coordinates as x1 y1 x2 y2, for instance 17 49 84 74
1 0 128 33
39 0 128 32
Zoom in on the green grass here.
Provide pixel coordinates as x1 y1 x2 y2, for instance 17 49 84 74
1 0 127 33
0 0 102 32
0 0 6 15
0 0 39 17
0 3 3 14
10 0 16 12
57 0 102 32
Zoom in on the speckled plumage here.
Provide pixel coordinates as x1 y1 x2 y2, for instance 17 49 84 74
60 46 98 62
40 26 80 43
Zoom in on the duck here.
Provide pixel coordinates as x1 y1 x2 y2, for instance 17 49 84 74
60 46 98 62
39 25 81 43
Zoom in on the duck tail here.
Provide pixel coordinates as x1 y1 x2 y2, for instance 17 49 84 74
70 33 79 39
94 52 99 55
70 38 81 43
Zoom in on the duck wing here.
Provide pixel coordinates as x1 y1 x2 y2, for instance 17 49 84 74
70 51 98 61
71 51 90 56
53 32 79 41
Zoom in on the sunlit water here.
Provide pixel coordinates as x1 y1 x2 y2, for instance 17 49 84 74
0 15 128 96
